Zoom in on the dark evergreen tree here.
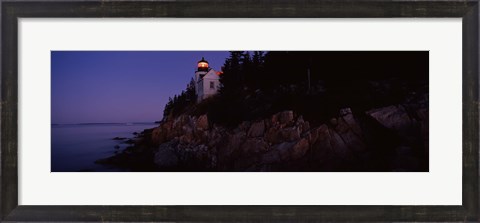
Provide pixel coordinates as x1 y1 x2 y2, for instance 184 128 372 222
241 51 254 89
162 97 174 120
249 51 265 89
219 51 244 95
185 78 196 103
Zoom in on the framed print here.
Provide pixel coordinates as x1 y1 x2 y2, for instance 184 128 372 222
2 0 479 222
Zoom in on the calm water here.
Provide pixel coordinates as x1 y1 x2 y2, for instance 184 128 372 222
51 123 158 172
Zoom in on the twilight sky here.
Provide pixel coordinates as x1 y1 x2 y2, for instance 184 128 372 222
51 51 229 124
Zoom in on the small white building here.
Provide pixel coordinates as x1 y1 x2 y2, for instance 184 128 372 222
195 57 222 102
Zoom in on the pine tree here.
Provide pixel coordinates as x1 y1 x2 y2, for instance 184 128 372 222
219 51 244 95
250 51 265 89
185 78 196 103
163 97 174 120
241 51 253 89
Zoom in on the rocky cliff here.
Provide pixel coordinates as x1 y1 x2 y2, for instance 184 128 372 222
141 96 428 171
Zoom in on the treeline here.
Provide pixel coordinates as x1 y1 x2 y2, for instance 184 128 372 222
221 51 428 91
164 51 429 127
220 51 266 95
209 51 428 127
162 78 196 119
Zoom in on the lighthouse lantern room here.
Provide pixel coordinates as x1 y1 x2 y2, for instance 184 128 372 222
197 57 209 71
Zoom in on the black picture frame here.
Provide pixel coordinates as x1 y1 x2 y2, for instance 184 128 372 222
1 0 478 222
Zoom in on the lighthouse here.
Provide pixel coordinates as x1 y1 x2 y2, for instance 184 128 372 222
195 57 221 102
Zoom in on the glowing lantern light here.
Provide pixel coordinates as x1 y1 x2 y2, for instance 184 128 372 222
197 57 209 71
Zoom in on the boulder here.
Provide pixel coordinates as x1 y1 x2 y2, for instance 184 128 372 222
305 128 319 145
151 127 167 145
261 149 282 164
206 127 224 147
272 111 294 125
248 120 265 137
154 145 179 168
232 121 250 134
310 124 353 161
241 138 269 154
309 124 333 158
335 116 365 153
193 129 209 144
291 138 310 159
196 114 209 130
295 116 310 134
261 139 309 163
221 131 246 157
178 132 195 144
339 108 352 116
265 126 281 144
265 126 300 144
274 141 297 161
366 105 413 131
341 112 362 136
261 141 296 163
172 115 193 133
366 105 426 146
279 127 301 142
328 128 352 160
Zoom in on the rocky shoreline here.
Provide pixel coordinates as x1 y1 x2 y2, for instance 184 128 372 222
95 94 428 172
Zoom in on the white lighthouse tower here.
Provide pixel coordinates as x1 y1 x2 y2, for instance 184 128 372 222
195 57 221 102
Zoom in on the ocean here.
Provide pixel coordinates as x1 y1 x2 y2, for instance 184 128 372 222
51 122 158 172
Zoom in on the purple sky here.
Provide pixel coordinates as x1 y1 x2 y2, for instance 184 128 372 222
51 51 229 124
